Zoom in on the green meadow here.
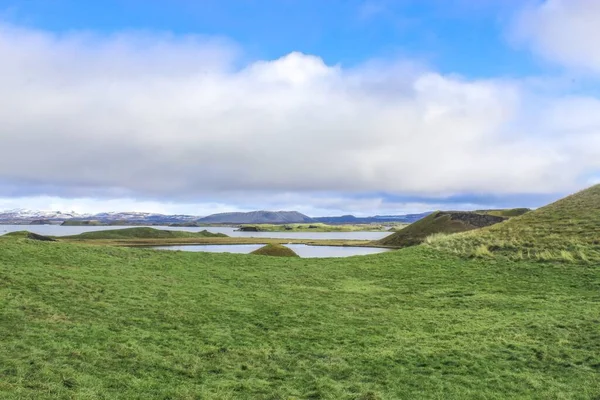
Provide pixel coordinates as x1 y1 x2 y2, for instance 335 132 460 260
1 235 599 399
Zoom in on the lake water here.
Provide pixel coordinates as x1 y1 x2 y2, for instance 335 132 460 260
0 224 391 241
151 244 392 258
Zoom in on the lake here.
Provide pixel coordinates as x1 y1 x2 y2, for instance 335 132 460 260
151 244 393 258
0 225 391 241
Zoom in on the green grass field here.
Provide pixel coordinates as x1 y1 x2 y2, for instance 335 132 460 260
1 234 599 399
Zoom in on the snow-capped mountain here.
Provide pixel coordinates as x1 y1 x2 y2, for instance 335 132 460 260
0 208 432 225
0 209 90 221
0 209 198 224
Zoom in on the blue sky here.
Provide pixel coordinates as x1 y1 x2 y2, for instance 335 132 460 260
0 0 599 216
2 0 542 76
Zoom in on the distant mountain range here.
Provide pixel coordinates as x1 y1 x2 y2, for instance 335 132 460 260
0 209 431 225
197 211 313 224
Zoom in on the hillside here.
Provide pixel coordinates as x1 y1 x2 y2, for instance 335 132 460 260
62 227 227 240
427 184 600 262
198 211 313 224
250 244 300 257
376 211 505 248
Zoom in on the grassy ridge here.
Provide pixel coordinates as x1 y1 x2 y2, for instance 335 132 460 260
376 211 504 248
250 244 300 257
427 184 600 262
62 227 227 240
1 236 599 398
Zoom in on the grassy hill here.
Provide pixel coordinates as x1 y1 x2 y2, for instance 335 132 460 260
250 244 300 257
0 235 599 398
376 211 505 248
62 227 227 240
427 184 600 262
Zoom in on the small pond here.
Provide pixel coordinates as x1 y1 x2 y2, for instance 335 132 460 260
151 244 392 258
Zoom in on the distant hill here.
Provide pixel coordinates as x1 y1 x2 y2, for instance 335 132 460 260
427 185 600 262
376 211 505 248
314 212 431 224
198 211 313 224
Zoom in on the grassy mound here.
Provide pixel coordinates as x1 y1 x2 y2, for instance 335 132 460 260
250 243 300 257
0 231 55 241
427 184 600 262
63 227 227 240
376 211 505 248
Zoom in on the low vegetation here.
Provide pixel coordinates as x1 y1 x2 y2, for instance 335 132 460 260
61 227 227 240
427 184 600 262
376 211 505 248
1 235 599 399
250 243 300 257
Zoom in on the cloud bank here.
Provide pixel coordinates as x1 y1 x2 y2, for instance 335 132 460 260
514 0 600 73
0 21 599 214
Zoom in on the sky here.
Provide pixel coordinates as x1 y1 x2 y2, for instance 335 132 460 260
0 0 599 216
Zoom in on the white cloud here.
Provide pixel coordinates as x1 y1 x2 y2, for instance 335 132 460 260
513 0 600 73
0 22 598 211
